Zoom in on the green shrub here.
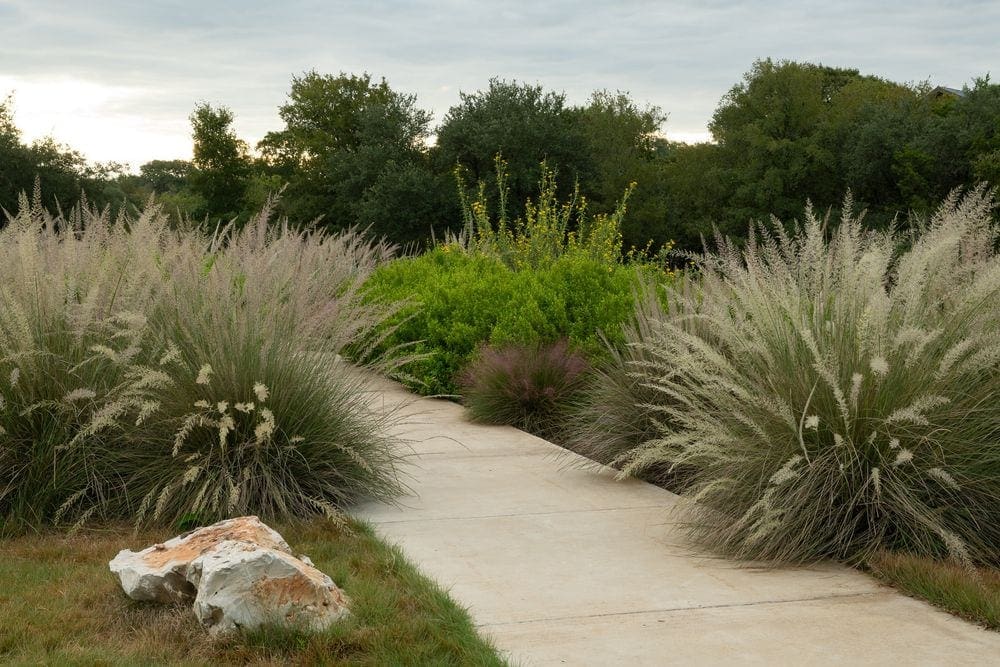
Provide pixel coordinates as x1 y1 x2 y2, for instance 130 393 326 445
364 247 642 394
456 156 632 270
360 248 508 394
459 340 590 438
363 160 667 395
621 189 1000 564
0 195 404 533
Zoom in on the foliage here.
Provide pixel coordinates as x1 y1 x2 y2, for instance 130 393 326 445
708 60 909 229
138 159 192 193
187 103 253 222
364 164 665 395
0 520 505 664
435 78 592 217
620 189 1000 564
0 94 134 218
659 62 1000 249
459 341 589 438
364 247 643 395
0 195 405 533
563 286 668 472
258 71 454 243
575 90 673 251
457 156 636 269
9 61 1000 253
260 71 431 166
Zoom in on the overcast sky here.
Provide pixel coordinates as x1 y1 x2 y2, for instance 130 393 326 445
1 0 996 168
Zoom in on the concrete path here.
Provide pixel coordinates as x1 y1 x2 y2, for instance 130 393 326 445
354 377 1000 666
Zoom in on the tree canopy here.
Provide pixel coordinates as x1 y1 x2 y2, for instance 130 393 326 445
5 61 998 251
0 94 111 216
188 102 252 222
257 71 450 242
436 78 591 216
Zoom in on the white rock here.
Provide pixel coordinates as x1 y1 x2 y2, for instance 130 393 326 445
109 516 292 603
109 516 350 636
189 539 350 635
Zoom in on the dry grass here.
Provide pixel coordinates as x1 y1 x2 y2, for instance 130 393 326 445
0 519 505 665
868 552 1000 631
619 188 1000 563
1 192 411 532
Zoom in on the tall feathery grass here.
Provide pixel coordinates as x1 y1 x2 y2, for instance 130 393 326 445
620 188 1000 564
564 288 665 465
0 190 406 534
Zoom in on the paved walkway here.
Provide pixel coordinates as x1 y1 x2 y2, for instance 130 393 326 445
353 377 1000 666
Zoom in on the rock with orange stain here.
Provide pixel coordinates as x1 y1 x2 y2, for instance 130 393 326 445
110 516 293 604
109 516 349 633
187 539 350 635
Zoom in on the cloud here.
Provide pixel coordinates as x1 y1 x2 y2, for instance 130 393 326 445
1 0 996 166
0 75 192 166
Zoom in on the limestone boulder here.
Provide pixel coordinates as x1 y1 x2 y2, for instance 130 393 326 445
109 516 292 603
109 516 349 635
188 539 351 635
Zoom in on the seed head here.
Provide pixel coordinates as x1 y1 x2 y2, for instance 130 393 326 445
195 364 213 385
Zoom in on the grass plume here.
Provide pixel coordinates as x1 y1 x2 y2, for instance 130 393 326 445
0 194 406 533
620 187 1000 564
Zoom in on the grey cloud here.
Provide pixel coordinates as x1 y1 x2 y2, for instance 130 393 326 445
1 0 996 163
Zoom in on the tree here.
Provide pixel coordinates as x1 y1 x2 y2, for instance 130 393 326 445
660 142 731 250
709 60 864 225
259 71 449 243
435 79 592 217
925 77 1000 196
0 93 122 216
138 159 192 193
829 84 928 219
677 58 946 243
575 90 671 250
0 94 33 214
188 102 252 221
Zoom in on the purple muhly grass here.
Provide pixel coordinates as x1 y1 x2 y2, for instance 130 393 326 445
460 340 590 436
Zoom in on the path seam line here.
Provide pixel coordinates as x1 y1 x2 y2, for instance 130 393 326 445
473 591 891 628
359 503 674 523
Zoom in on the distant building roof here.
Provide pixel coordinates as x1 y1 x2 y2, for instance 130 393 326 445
928 86 966 99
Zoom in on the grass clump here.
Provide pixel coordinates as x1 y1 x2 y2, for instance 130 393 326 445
0 192 405 533
459 340 590 438
0 520 506 665
561 289 688 487
868 553 1000 630
619 188 1000 564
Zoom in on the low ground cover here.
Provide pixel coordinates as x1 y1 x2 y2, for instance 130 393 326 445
867 553 1000 630
0 519 505 665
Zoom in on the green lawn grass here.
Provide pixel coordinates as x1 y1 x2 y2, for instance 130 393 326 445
0 518 506 665
868 552 1000 631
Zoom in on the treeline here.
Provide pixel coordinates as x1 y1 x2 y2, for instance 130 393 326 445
2 60 998 251
0 96 133 215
